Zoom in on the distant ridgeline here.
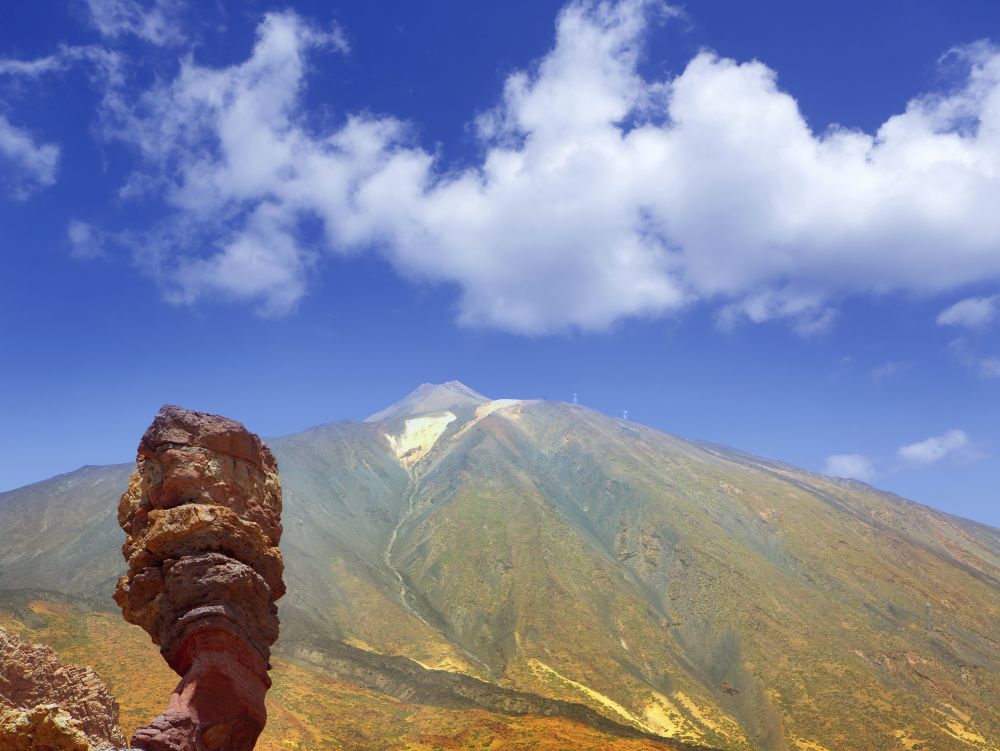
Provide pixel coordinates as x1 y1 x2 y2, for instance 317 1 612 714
0 381 998 751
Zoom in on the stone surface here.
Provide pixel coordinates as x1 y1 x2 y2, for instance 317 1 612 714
114 405 284 751
0 627 126 749
0 704 98 751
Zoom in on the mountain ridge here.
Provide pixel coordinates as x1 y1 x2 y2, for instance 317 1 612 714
6 383 999 535
0 384 998 750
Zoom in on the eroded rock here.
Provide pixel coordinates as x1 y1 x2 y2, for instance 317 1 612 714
0 627 126 750
0 704 97 751
114 405 284 751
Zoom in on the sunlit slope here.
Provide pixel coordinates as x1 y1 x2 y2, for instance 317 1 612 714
368 399 1000 750
0 595 694 751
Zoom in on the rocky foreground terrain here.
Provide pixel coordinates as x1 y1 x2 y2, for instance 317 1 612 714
0 626 125 750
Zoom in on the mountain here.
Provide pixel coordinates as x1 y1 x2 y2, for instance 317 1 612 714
365 380 490 423
1 382 998 751
0 463 133 602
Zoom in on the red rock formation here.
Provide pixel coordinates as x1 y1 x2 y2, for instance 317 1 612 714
0 626 126 749
114 405 284 751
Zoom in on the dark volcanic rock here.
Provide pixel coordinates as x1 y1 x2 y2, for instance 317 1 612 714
114 405 284 751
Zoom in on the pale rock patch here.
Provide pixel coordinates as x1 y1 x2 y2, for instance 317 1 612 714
793 740 833 751
385 412 457 468
474 399 525 419
526 658 650 731
643 690 745 744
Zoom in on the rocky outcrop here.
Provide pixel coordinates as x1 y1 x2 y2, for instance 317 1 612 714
0 627 126 749
114 405 284 751
0 704 98 751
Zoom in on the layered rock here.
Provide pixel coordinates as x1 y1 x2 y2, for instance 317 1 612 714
114 405 284 751
0 627 126 750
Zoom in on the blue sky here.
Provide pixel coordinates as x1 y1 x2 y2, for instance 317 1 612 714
1 0 999 527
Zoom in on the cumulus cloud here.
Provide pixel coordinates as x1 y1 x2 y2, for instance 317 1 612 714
86 0 186 45
0 116 59 199
937 295 999 329
102 12 355 314
897 429 977 466
823 454 876 481
103 1 1000 332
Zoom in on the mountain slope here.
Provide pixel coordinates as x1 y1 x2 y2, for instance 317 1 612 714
0 592 696 751
363 396 999 749
0 383 998 750
0 463 132 602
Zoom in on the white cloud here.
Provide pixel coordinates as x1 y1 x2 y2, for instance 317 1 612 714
897 429 976 466
0 45 120 80
102 1 1000 332
0 115 59 199
827 430 983 480
326 24 351 55
823 454 876 482
102 11 354 314
937 295 999 329
0 55 66 78
168 203 315 316
86 0 186 45
0 46 121 201
717 290 837 337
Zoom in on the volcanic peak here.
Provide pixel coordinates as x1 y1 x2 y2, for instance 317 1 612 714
365 381 489 423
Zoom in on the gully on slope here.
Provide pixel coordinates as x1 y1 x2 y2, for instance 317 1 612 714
380 438 493 679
